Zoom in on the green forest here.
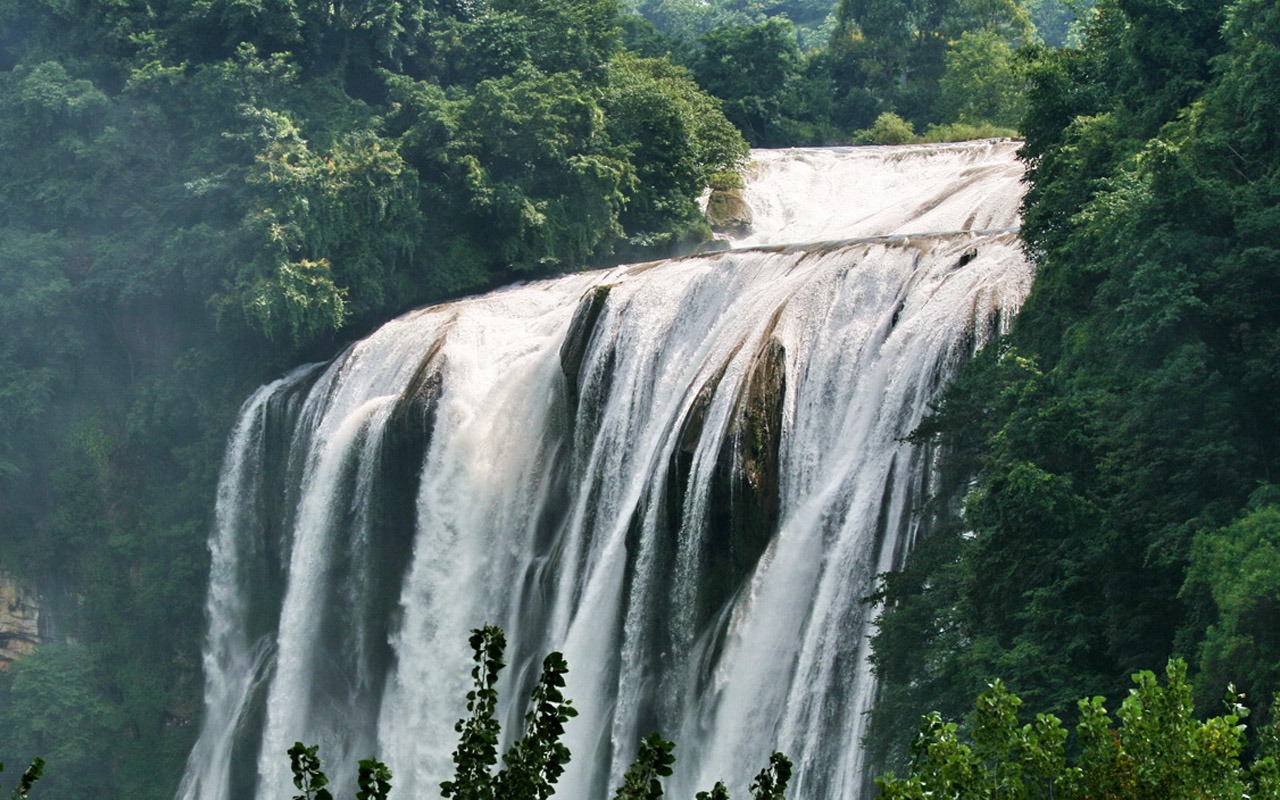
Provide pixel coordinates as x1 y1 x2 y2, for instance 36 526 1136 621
2 0 1279 795
868 0 1280 782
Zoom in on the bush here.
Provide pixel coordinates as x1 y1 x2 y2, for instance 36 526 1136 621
852 112 917 145
917 122 1020 142
877 660 1280 800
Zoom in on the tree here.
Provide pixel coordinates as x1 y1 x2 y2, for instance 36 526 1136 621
1186 493 1280 728
938 30 1026 128
868 0 1280 776
692 18 803 145
877 661 1280 799
832 0 1032 124
603 53 748 248
612 734 677 800
217 104 418 343
852 111 915 143
0 645 113 799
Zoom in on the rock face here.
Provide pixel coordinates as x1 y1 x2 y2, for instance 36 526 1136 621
706 187 752 235
711 334 786 588
666 334 787 632
0 571 40 667
560 284 613 413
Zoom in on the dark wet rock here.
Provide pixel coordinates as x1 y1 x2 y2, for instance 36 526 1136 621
560 284 613 413
698 335 787 629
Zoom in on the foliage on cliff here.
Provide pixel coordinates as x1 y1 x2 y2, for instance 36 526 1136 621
870 0 1280 774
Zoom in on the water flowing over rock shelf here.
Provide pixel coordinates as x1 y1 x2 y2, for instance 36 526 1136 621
178 141 1032 800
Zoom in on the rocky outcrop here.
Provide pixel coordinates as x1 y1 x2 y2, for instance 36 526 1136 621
0 571 40 667
706 188 752 236
560 284 613 413
713 334 786 571
377 344 446 612
666 332 786 633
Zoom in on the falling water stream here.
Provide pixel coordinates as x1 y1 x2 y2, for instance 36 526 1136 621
178 140 1032 800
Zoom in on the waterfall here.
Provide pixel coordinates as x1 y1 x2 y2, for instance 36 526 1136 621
178 140 1031 800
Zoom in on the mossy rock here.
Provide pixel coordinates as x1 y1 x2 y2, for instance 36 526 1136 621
698 336 786 628
706 188 752 235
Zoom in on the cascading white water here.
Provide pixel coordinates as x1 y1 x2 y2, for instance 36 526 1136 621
178 140 1031 800
726 141 1024 247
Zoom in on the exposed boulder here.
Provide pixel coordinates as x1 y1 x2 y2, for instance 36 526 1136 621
718 334 786 553
706 187 752 236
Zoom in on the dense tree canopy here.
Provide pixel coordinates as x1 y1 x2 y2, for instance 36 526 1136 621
624 0 1088 144
870 0 1280 774
831 0 1033 125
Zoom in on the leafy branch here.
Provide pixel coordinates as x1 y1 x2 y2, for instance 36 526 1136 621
0 758 44 800
288 626 791 800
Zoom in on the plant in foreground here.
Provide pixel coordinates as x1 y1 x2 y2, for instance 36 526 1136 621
877 659 1280 800
0 758 44 800
290 626 792 800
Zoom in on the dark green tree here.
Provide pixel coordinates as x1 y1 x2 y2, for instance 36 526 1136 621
869 0 1280 773
937 30 1026 128
832 0 1032 124
0 645 113 799
603 53 748 248
613 734 677 800
692 18 803 145
878 661 1280 800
